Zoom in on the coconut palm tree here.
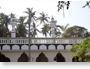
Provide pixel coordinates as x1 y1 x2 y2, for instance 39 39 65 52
37 12 50 25
18 16 26 25
31 22 41 38
16 24 27 37
41 24 51 37
25 8 36 22
24 7 36 37
24 7 36 62
4 15 10 36
0 13 10 37
16 16 27 37
0 13 5 25
61 23 69 33
0 25 6 37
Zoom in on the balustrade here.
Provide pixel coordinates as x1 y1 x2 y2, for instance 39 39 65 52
0 37 84 44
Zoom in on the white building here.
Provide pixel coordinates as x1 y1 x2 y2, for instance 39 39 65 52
0 17 88 62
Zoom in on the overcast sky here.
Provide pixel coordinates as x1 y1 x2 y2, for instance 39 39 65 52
0 0 90 37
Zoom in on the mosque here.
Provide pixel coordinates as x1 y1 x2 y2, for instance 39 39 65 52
0 17 87 62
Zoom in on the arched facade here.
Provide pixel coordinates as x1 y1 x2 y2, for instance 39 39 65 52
57 45 64 50
12 45 19 50
48 45 55 50
66 45 71 50
39 45 47 50
21 45 28 50
2 45 10 50
31 45 38 50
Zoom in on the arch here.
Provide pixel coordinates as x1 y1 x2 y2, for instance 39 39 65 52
12 45 19 50
0 52 10 62
48 45 55 50
31 45 38 50
21 45 28 50
57 45 64 50
54 52 65 62
39 45 47 50
36 52 48 62
2 45 10 50
66 45 72 50
18 52 28 62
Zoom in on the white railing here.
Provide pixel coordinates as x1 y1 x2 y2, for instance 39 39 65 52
0 37 84 44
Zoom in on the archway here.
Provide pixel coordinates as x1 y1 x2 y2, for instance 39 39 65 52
54 52 65 62
18 52 28 62
0 52 10 62
36 52 48 62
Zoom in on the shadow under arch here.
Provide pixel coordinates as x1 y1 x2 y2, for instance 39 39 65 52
54 52 65 62
0 52 10 62
72 56 85 62
36 52 48 62
18 52 29 62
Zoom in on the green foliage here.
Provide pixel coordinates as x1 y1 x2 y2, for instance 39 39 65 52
69 37 90 62
0 25 6 37
41 24 51 37
37 12 50 25
31 22 41 38
0 13 10 37
62 26 90 38
16 24 27 37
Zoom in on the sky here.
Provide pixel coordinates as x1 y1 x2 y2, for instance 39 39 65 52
0 0 90 37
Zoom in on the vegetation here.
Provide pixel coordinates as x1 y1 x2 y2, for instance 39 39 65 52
62 26 90 38
69 37 90 62
57 1 90 17
16 24 27 37
37 12 50 25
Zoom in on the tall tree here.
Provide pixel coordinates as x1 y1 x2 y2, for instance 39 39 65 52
0 13 10 37
24 7 36 62
0 13 5 25
62 26 90 38
18 16 26 25
25 8 36 36
4 15 10 37
0 25 6 37
61 23 69 33
37 12 50 25
31 22 41 38
41 24 51 37
16 24 27 37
